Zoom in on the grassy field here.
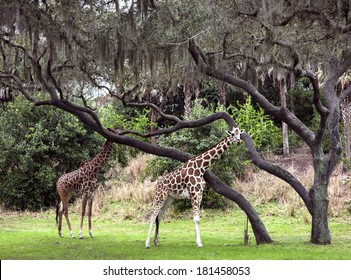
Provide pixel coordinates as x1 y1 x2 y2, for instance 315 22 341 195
1 207 351 260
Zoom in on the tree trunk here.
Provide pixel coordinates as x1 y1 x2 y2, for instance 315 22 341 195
309 150 331 244
279 76 289 156
184 81 192 118
341 99 351 159
219 81 227 106
309 183 331 244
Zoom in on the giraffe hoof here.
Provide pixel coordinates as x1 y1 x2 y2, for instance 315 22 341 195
79 236 84 239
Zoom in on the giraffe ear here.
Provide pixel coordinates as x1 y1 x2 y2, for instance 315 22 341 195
226 130 232 136
240 129 245 134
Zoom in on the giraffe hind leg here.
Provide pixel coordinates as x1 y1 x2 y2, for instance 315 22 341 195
146 196 167 248
154 196 174 247
57 201 64 237
61 198 75 238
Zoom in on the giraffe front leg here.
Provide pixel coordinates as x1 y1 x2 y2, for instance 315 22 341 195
79 193 88 239
87 197 94 238
194 215 202 248
146 220 154 249
191 188 204 248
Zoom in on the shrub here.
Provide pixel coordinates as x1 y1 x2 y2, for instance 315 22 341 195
229 96 282 152
0 98 105 210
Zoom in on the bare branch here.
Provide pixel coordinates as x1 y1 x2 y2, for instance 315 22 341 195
272 7 351 33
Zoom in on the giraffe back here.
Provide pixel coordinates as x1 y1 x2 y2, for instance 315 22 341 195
56 169 97 197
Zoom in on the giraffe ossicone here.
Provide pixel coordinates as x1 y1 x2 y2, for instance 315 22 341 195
145 126 244 248
56 138 115 239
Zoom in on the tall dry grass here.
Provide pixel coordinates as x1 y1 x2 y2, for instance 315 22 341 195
235 162 351 219
72 153 351 221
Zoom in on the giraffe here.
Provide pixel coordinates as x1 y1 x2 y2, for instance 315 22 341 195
145 127 244 248
56 138 114 239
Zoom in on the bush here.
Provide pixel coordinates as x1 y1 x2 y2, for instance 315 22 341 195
229 96 282 153
0 98 105 211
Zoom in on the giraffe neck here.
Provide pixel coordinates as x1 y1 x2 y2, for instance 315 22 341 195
81 140 113 175
192 136 232 170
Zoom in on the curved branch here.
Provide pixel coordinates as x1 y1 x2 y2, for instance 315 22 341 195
120 101 236 138
242 134 312 214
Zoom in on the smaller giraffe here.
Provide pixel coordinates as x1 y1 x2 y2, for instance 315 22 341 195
145 127 244 248
56 138 114 239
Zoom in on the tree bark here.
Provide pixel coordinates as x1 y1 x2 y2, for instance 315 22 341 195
219 81 227 106
184 81 192 118
279 76 289 156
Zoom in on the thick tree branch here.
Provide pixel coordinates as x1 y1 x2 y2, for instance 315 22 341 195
242 134 312 214
273 7 351 33
120 101 236 137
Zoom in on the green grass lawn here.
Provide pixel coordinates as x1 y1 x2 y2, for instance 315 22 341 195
1 208 351 260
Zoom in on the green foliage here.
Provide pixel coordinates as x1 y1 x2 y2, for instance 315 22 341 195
288 78 316 128
99 103 156 134
99 102 157 161
0 98 104 211
230 97 282 152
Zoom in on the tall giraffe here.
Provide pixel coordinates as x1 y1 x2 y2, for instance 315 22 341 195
56 139 114 239
145 127 244 248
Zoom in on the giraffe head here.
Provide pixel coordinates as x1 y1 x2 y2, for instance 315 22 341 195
226 127 244 145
